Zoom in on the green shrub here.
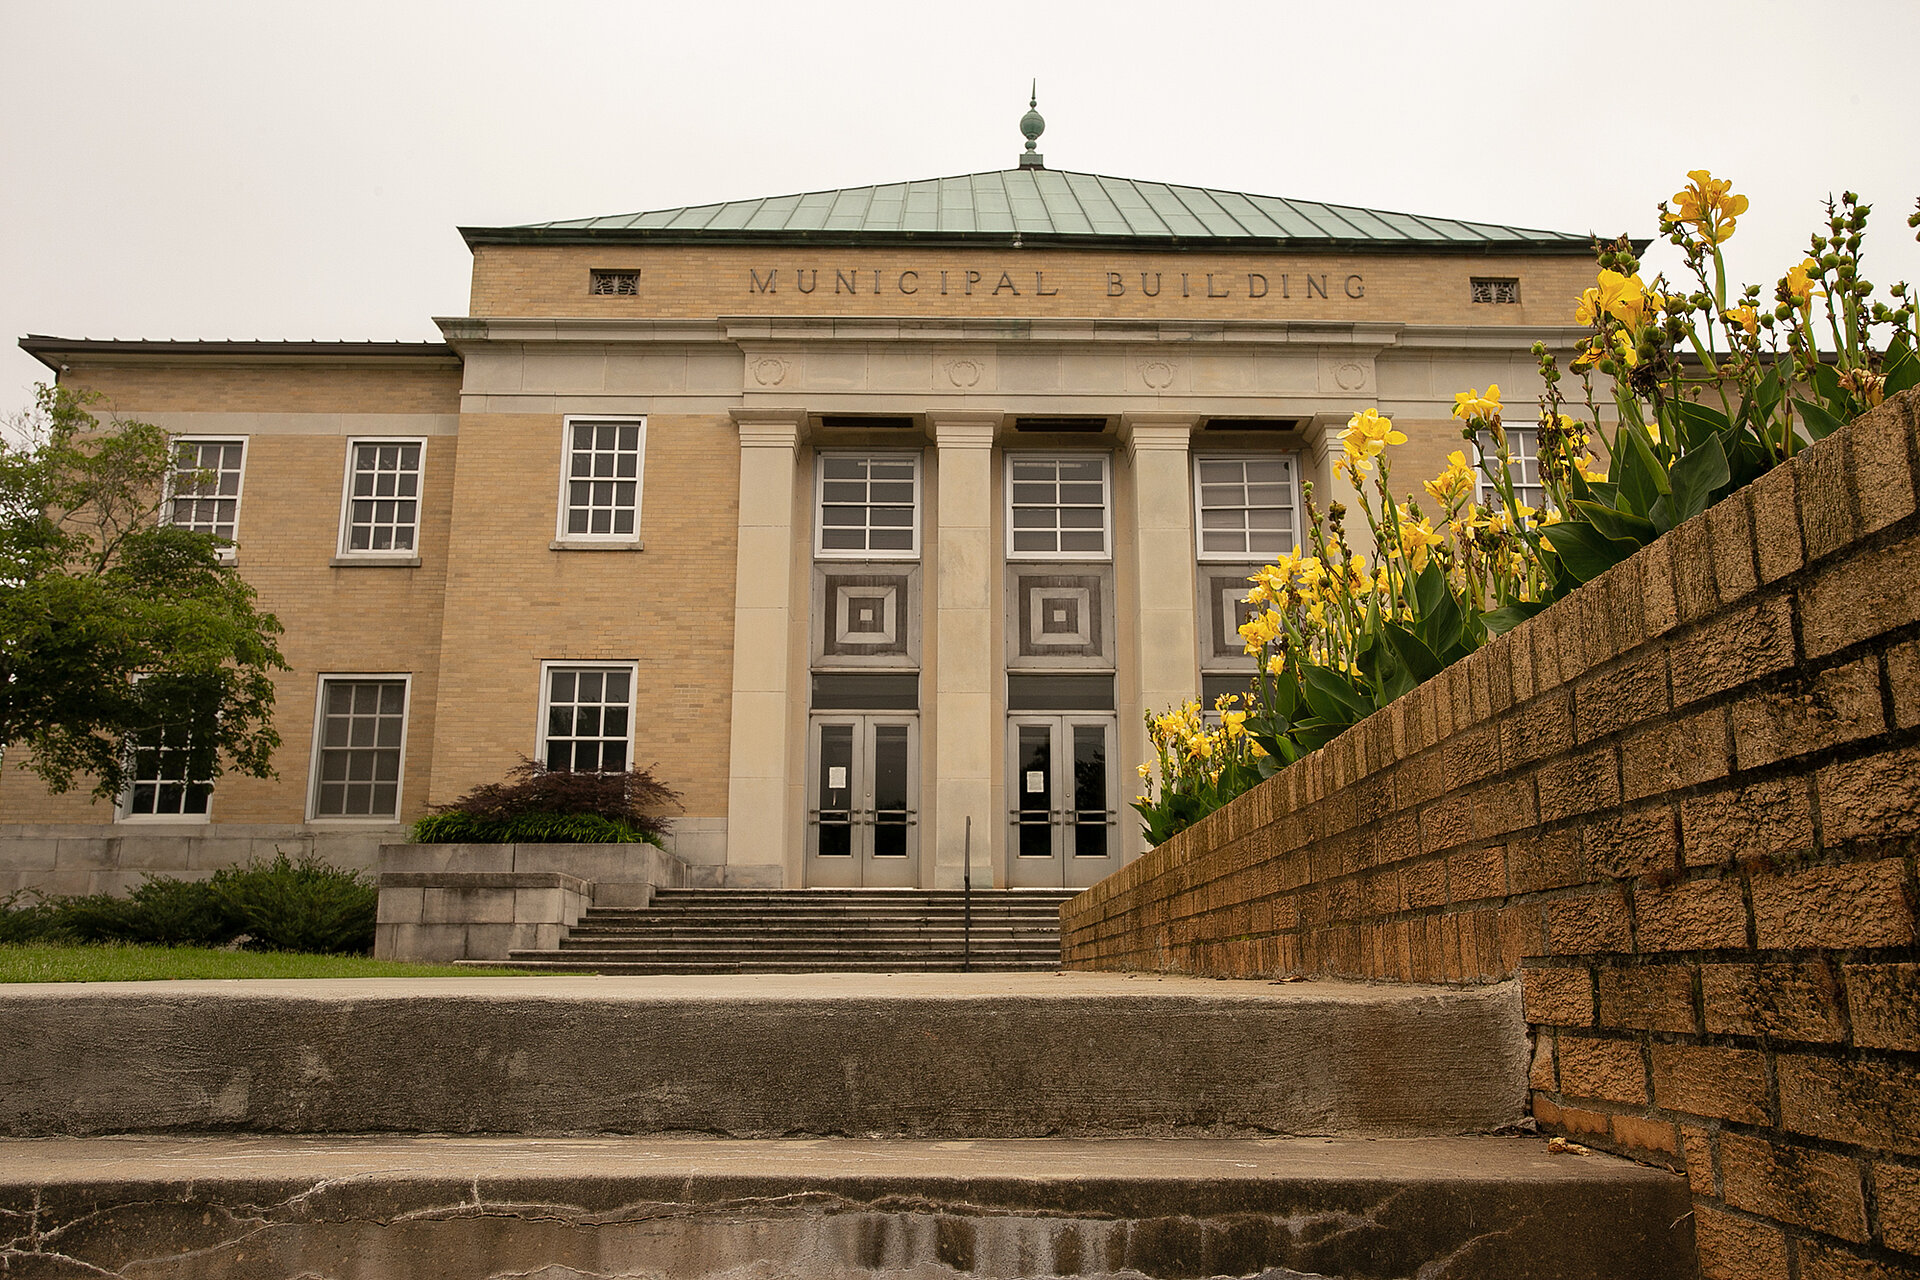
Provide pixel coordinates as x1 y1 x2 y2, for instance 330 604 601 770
0 890 74 944
413 757 681 845
60 876 243 946
209 853 376 954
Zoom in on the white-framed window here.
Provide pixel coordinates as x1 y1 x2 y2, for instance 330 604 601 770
557 417 645 542
1194 454 1299 561
118 721 214 822
167 437 246 556
1006 454 1111 560
816 451 921 559
338 438 425 557
539 662 636 773
308 675 410 820
1475 425 1547 513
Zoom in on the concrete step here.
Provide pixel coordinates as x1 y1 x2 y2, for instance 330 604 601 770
0 1132 1697 1280
0 973 1529 1140
482 959 1064 975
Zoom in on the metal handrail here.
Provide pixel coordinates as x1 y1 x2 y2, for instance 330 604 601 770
962 816 972 973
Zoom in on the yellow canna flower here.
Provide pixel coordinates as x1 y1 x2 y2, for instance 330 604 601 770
1452 385 1503 425
1784 257 1823 303
1398 518 1446 572
1137 762 1152 780
1726 305 1759 336
1665 170 1749 244
1574 453 1607 483
1265 652 1287 676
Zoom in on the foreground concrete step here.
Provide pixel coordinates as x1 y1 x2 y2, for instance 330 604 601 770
0 1133 1696 1280
0 973 1527 1139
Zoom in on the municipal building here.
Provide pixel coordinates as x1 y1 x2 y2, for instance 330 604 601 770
3 112 1597 896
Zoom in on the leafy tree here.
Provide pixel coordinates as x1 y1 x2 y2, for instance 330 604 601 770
0 384 286 799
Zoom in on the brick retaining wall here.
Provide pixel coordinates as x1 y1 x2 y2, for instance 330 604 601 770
1063 390 1920 1278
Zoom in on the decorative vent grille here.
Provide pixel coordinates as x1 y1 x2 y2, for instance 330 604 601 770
590 270 639 296
1471 277 1521 304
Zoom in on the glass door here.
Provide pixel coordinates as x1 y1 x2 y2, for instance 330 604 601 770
1006 715 1118 888
806 715 919 887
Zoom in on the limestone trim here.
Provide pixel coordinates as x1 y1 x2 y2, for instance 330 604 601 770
724 410 806 879
140 412 462 437
928 412 1001 888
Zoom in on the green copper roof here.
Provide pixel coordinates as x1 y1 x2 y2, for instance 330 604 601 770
465 169 1590 253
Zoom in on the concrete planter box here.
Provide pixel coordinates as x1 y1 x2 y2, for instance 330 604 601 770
374 841 687 963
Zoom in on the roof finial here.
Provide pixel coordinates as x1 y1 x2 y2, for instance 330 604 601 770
1018 81 1045 169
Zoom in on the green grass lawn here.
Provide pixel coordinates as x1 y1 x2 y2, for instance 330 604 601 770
0 942 535 982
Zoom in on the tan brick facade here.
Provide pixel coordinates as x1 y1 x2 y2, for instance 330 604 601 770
3 174 1604 894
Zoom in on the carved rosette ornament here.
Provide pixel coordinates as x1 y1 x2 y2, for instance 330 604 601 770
750 357 789 387
1139 360 1175 390
943 358 982 389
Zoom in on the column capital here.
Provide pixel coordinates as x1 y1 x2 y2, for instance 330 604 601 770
929 411 1000 449
731 407 806 450
1118 414 1198 456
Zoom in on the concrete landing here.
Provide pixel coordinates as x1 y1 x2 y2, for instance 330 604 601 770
0 1133 1696 1280
0 973 1528 1140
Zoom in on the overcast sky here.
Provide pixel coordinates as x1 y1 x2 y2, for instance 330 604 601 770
5 0 1918 409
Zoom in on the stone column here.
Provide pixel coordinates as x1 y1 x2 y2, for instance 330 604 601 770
1120 415 1201 849
723 410 804 886
929 413 999 889
1301 412 1377 562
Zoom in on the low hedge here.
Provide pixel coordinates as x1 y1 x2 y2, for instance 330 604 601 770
0 853 377 955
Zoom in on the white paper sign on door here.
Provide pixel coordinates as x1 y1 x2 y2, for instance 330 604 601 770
1025 771 1044 793
827 766 847 789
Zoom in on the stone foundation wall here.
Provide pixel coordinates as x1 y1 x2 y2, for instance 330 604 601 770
1061 391 1920 1278
0 824 401 899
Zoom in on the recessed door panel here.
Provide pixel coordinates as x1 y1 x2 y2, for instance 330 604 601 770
807 716 919 887
1007 715 1118 888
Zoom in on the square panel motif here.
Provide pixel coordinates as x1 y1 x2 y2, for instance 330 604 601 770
1203 567 1263 668
816 568 917 666
1008 569 1112 668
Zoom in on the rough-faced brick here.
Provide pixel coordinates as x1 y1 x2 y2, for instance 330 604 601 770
1636 538 1681 638
1546 887 1632 954
1529 1034 1557 1090
1530 1092 1611 1139
1522 964 1592 1026
1730 656 1886 770
1746 464 1806 586
1597 963 1696 1033
1573 649 1670 743
1582 803 1678 880
1844 964 1920 1051
1469 775 1536 840
1701 961 1847 1043
1849 394 1919 535
1446 843 1506 903
1680 778 1815 868
1797 430 1860 565
1498 692 1573 767
1609 1111 1679 1157
1750 858 1915 950
1718 1130 1869 1242
1890 639 1920 730
1538 743 1620 823
1682 1126 1718 1196
1506 828 1587 894
1777 1054 1920 1155
1797 1239 1916 1280
1817 742 1920 846
1620 707 1732 802
1873 1161 1920 1254
1706 486 1761 604
1669 593 1796 707
1633 874 1749 952
1669 517 1720 624
1799 529 1920 658
1692 1203 1790 1280
1650 1041 1770 1123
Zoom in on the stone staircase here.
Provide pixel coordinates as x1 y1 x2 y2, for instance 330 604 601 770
0 973 1699 1278
475 886 1081 974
